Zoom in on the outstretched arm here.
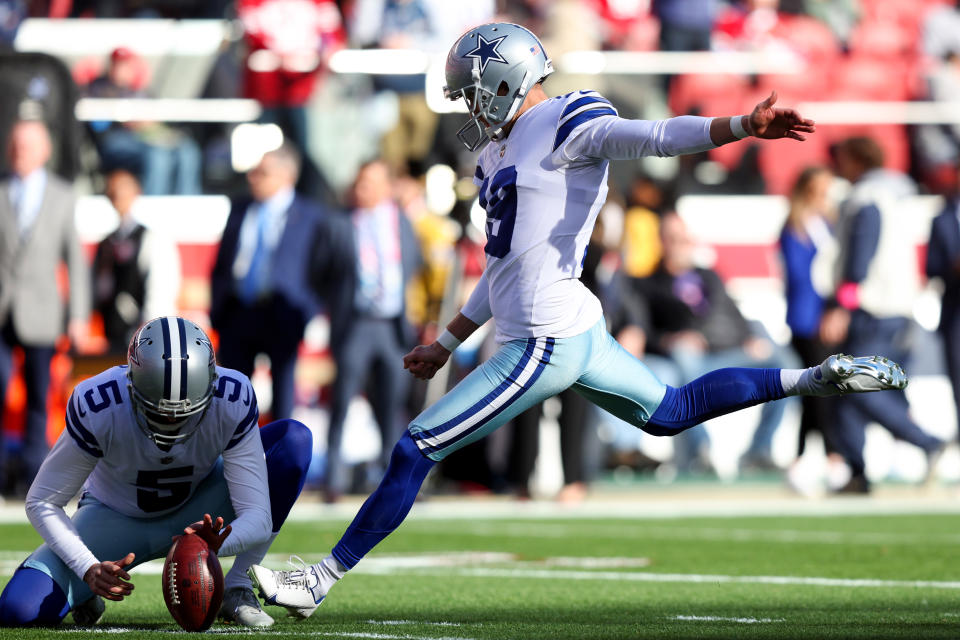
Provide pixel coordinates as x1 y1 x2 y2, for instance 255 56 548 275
559 91 816 162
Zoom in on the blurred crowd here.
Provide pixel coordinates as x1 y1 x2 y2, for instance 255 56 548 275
0 0 958 500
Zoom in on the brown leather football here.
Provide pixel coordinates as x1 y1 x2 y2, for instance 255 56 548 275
162 533 224 631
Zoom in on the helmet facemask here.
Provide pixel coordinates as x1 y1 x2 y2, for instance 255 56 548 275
129 381 212 447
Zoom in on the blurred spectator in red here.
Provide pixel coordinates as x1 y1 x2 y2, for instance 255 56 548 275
924 160 960 443
778 166 841 495
0 120 90 495
238 0 343 201
823 136 945 493
83 47 201 195
714 0 794 55
583 0 657 51
91 169 181 355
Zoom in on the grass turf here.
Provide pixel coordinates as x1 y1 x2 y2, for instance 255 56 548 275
0 511 956 639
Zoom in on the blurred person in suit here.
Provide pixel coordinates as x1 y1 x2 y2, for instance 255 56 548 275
318 159 422 503
823 136 946 492
210 143 325 422
0 120 90 493
925 160 960 443
91 169 181 355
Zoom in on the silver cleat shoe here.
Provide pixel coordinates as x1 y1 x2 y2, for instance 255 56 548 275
219 586 275 628
71 595 105 627
814 354 908 395
249 556 326 620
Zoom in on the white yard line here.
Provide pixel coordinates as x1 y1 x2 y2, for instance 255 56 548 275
416 522 960 546
671 615 785 623
393 567 960 590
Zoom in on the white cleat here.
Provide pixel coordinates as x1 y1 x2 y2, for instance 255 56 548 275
812 354 908 395
218 586 275 628
248 556 326 619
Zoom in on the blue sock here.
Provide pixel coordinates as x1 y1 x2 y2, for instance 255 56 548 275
260 419 313 531
0 567 70 626
331 432 435 569
646 368 785 436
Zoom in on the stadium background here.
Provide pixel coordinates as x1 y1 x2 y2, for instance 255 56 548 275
0 2 958 510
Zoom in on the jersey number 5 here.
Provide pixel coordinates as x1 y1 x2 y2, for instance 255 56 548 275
479 165 518 259
136 466 194 513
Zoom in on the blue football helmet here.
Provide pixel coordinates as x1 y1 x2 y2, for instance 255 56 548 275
444 22 554 151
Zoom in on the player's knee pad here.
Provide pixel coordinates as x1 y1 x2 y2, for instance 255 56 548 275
0 567 69 626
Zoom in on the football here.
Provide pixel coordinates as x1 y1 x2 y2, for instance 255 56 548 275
161 533 224 632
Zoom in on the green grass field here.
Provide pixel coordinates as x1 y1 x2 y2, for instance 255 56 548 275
0 504 957 639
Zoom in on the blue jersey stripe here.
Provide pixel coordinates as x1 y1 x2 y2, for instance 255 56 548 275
176 317 188 401
414 338 538 443
553 107 618 151
160 318 172 401
65 399 103 457
417 338 555 456
560 95 612 119
226 403 259 450
474 165 484 181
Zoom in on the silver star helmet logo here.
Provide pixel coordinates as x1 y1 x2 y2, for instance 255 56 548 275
463 33 508 74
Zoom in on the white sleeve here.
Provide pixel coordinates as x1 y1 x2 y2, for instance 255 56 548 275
25 434 100 580
460 271 492 326
556 115 716 164
139 229 182 322
217 428 272 558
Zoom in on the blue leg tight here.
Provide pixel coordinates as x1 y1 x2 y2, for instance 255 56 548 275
645 368 785 436
0 567 70 626
331 432 435 569
260 419 313 531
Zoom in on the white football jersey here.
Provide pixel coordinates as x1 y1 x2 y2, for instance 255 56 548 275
470 90 617 343
63 364 262 518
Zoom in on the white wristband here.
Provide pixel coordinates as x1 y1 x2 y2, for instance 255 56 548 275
730 115 751 140
436 329 461 352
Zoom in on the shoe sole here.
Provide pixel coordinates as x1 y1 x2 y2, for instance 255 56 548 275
826 354 908 393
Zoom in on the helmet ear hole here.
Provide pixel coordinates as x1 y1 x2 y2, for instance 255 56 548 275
497 80 509 97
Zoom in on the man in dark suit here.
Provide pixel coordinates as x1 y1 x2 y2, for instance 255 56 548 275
0 120 90 493
210 143 324 421
926 161 960 442
314 159 422 502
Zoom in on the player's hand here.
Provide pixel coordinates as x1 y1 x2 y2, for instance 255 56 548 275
403 342 452 380
748 91 816 141
181 514 232 553
84 552 135 601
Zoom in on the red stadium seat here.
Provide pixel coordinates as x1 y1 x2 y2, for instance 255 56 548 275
668 73 749 116
848 20 912 60
830 55 911 101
